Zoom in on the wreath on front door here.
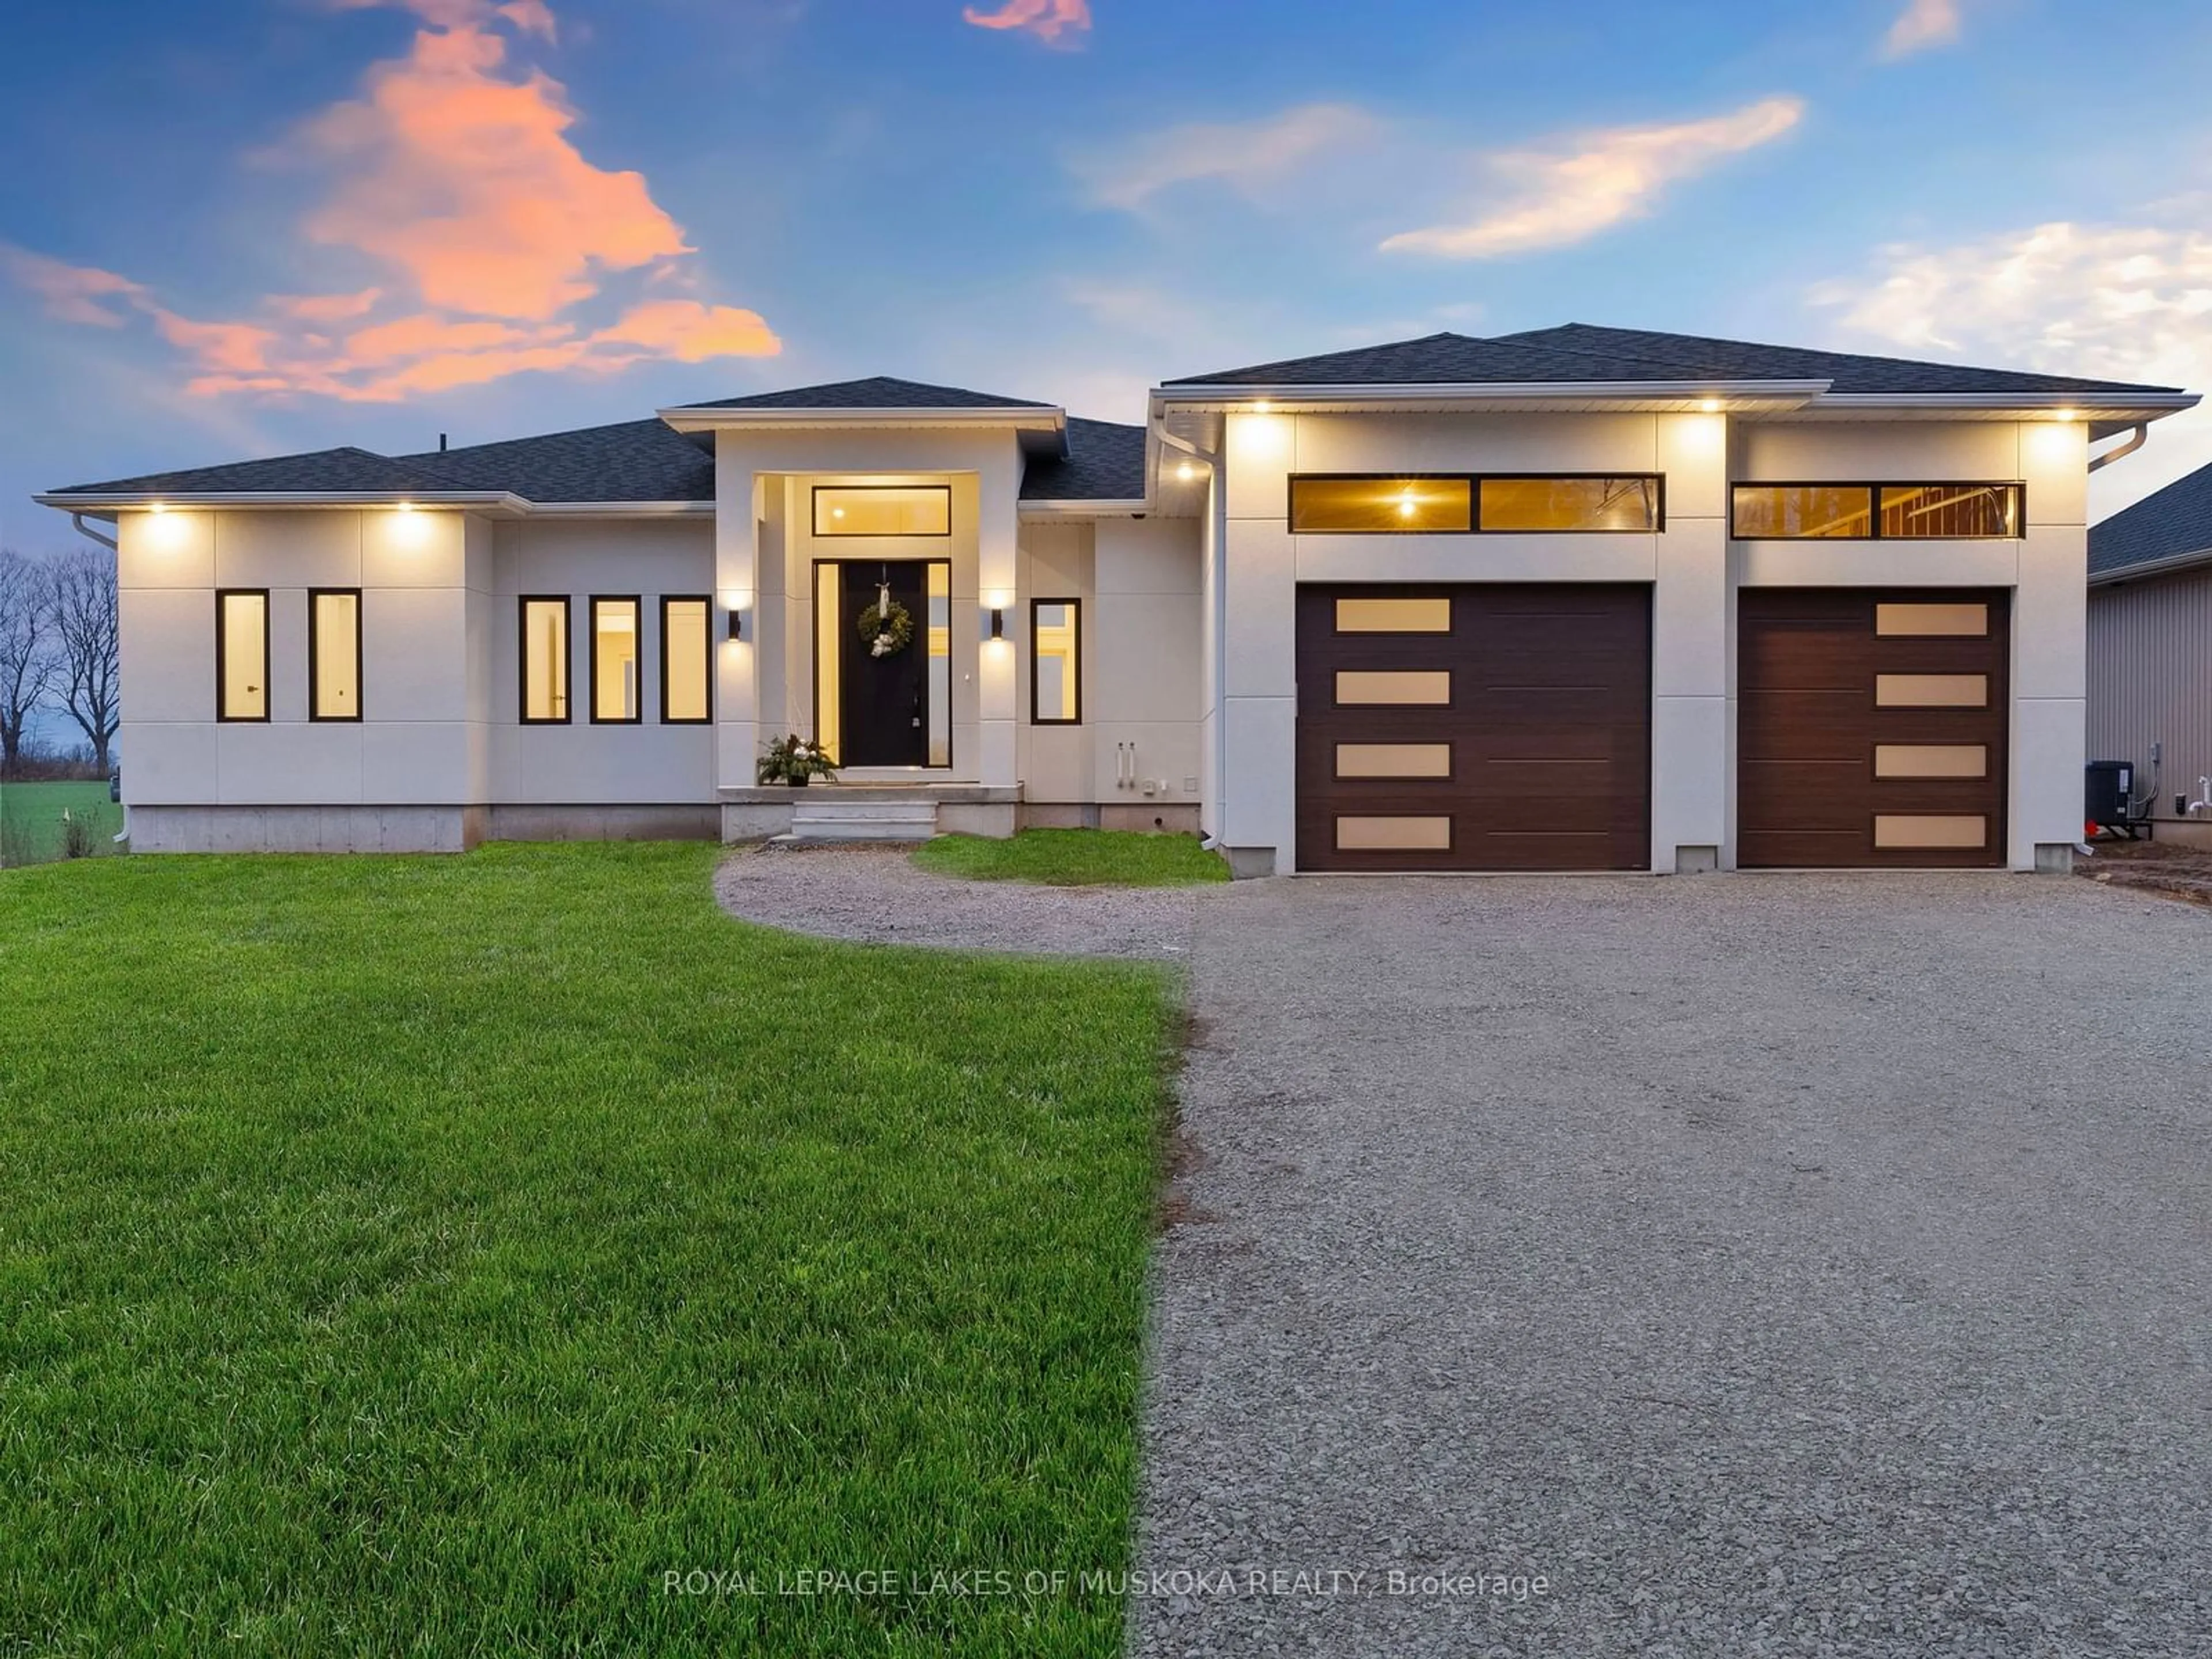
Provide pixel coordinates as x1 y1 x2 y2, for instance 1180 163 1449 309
857 580 914 658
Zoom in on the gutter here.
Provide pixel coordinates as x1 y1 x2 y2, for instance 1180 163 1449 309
2088 544 2212 588
1017 498 1149 518
1151 378 1830 411
33 489 527 515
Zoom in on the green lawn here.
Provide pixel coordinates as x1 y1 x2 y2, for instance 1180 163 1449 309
0 843 1178 1657
0 779 122 866
913 830 1229 888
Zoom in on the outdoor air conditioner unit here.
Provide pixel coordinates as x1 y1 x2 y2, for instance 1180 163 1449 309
2084 760 2135 835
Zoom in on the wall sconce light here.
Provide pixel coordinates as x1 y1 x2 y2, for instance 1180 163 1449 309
988 607 1006 641
728 608 744 642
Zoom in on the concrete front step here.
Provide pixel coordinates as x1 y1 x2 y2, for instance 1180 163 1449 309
788 797 940 843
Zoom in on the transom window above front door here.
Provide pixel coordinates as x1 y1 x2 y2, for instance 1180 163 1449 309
813 485 952 537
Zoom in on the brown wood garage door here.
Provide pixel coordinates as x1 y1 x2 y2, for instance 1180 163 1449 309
1295 584 1651 872
1738 588 2008 868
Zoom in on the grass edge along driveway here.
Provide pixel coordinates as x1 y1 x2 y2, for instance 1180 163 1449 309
0 842 1179 1658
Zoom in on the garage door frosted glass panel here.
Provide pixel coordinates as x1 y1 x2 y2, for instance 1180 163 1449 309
1875 673 1986 707
1335 816 1453 851
1334 597 1450 633
1335 743 1452 779
1874 744 1986 779
1876 603 1988 637
1874 815 1987 849
1335 670 1450 705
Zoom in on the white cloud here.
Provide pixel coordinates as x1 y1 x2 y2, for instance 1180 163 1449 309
1883 0 1962 59
1381 95 1805 259
1809 219 2212 512
1073 103 1384 213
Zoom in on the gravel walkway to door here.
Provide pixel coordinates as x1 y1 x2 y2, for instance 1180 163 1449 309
1138 871 2212 1658
714 841 1212 959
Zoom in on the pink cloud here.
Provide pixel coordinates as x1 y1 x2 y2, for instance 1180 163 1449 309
149 312 281 375
270 287 384 324
590 300 780 363
962 0 1090 44
6 0 781 404
0 247 147 326
302 20 685 320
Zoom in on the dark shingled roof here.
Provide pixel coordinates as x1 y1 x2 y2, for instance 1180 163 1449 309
1167 324 2184 398
2089 460 2212 577
1019 416 1145 502
395 419 713 503
680 375 1054 411
49 445 440 498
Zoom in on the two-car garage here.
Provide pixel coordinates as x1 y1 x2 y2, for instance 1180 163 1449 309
1293 584 2009 872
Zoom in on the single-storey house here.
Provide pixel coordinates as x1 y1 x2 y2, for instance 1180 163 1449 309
2088 458 2212 843
37 324 2196 874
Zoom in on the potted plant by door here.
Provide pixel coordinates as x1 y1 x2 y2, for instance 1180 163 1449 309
757 734 837 787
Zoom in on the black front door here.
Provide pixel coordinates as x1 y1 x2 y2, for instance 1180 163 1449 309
837 562 930 767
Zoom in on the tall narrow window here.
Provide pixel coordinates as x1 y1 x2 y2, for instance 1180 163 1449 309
216 589 269 722
1031 599 1081 724
590 596 642 724
520 596 570 724
309 589 361 722
661 596 712 725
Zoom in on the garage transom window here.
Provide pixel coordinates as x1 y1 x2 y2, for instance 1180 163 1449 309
1732 482 2022 539
1290 474 1662 533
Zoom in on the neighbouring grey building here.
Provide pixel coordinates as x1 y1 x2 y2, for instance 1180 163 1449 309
2089 460 2212 835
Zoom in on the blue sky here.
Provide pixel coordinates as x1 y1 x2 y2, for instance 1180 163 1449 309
5 0 2212 550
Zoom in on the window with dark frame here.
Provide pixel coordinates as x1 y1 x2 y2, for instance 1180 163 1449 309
1731 482 2024 540
589 596 643 724
216 589 270 722
519 595 570 724
1031 599 1081 725
660 596 713 725
1288 474 1664 533
308 588 362 722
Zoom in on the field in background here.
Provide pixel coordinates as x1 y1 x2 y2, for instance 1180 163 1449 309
0 781 122 866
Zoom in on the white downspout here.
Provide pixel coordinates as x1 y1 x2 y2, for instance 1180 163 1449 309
69 512 119 552
2087 423 2149 474
1156 425 1228 850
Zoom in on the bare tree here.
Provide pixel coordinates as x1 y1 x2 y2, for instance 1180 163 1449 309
47 547 119 777
0 550 56 779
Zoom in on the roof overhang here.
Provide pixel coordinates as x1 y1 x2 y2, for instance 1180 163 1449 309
1150 378 1830 416
33 490 528 520
2089 544 2212 588
1017 497 1149 519
657 403 1068 457
1786 391 2198 440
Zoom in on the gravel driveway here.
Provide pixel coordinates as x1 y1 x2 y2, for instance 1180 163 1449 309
714 842 1210 958
1138 873 2212 1658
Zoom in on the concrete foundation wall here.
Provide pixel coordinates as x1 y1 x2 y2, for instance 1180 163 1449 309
128 805 486 854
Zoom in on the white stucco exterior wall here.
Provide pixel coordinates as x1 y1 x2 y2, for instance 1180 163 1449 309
1732 418 2088 870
